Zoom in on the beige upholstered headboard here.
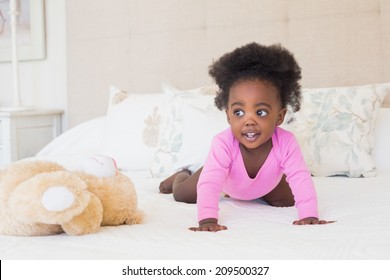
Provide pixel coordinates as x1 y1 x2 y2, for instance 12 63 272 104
66 0 390 127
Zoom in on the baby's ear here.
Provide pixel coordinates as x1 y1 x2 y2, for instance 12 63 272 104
276 108 287 126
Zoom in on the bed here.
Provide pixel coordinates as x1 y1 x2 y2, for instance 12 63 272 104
1 83 390 260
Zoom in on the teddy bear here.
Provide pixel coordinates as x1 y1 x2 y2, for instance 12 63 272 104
0 155 143 236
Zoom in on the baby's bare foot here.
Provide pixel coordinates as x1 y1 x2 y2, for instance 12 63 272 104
159 169 191 194
159 180 173 194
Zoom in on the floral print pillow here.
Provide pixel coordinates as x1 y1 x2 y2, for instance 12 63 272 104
102 86 163 171
285 83 389 177
150 84 218 178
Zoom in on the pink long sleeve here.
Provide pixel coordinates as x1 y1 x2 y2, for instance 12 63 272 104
196 127 318 222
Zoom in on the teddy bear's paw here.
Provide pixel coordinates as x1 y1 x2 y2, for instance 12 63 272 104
41 186 75 211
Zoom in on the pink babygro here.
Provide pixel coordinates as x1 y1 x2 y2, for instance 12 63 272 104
197 127 319 222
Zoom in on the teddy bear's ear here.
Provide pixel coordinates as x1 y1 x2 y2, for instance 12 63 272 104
82 155 117 177
62 193 103 235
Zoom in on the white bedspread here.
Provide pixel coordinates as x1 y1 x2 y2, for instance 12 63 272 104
1 169 389 260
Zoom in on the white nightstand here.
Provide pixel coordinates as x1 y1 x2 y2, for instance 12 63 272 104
0 109 63 167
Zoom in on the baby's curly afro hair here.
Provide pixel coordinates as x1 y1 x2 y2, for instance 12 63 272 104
209 42 302 112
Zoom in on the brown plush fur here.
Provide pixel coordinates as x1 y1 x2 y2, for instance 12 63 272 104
0 160 142 236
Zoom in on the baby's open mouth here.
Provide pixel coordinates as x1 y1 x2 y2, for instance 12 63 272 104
243 132 259 142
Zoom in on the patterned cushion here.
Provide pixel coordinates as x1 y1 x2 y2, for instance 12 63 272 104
150 83 219 177
283 83 389 177
101 86 164 171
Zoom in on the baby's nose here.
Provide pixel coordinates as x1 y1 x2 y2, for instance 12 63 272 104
244 117 256 126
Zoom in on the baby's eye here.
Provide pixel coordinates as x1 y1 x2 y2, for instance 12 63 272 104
257 110 268 117
233 110 244 117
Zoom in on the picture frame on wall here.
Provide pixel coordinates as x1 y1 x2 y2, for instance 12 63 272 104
0 0 45 62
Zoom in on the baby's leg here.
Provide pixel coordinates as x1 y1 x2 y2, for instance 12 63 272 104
262 174 295 207
172 167 203 203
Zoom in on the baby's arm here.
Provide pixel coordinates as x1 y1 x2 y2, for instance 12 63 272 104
193 132 232 232
189 218 227 232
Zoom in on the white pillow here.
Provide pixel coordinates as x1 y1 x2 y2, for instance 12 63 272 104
101 86 164 171
36 116 106 158
150 83 219 177
173 96 229 173
285 83 389 177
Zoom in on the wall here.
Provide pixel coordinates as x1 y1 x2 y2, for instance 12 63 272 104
2 1 389 130
65 0 131 127
0 0 67 126
65 0 390 128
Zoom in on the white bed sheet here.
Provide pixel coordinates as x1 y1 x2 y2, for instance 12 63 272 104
1 168 390 260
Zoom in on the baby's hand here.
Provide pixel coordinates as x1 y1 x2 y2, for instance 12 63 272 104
189 218 227 232
293 217 336 225
189 223 227 232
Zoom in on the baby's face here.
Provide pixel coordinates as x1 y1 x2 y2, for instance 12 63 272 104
225 79 286 150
